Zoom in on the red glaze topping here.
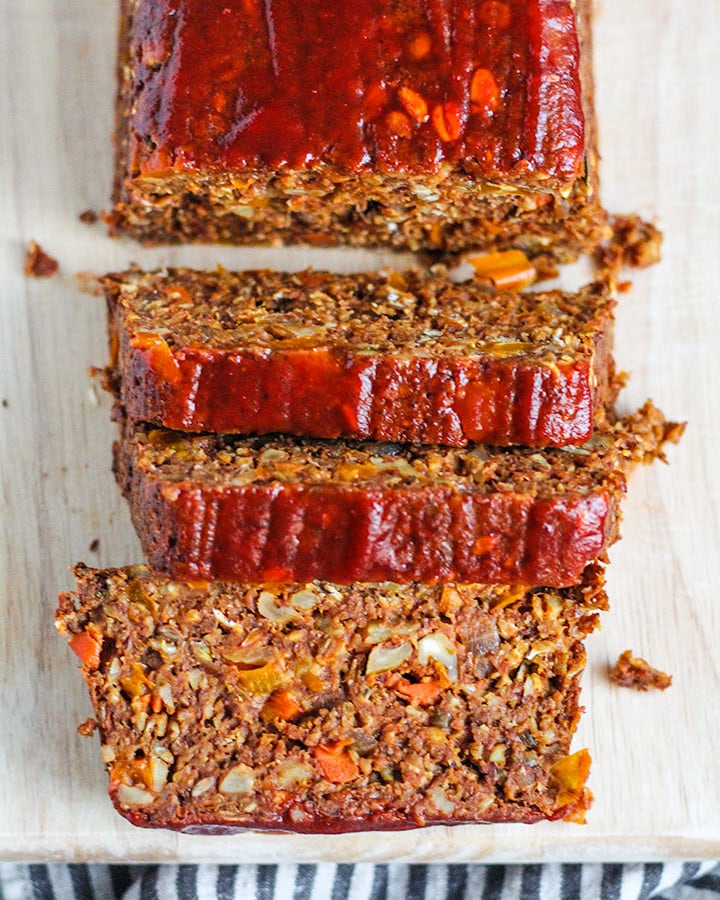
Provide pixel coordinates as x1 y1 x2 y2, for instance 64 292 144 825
130 0 585 181
123 343 598 447
130 479 615 588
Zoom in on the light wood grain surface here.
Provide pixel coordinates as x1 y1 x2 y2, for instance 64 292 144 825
1 0 719 863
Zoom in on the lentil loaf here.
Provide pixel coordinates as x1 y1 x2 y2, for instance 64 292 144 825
105 267 616 447
108 0 607 259
57 563 607 832
114 403 681 588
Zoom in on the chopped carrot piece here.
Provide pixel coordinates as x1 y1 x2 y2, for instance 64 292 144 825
470 68 500 114
313 742 359 784
119 662 150 699
69 630 101 669
299 669 326 692
471 535 497 555
551 748 592 807
161 283 193 304
467 250 536 290
131 333 181 383
112 759 151 791
261 688 303 723
395 678 443 705
398 86 428 122
262 566 294 583
235 662 285 695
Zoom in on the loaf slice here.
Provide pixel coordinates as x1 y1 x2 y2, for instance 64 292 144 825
114 403 679 588
108 0 607 259
57 564 607 832
105 268 616 447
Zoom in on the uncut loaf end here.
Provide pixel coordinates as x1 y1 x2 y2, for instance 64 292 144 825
108 0 607 259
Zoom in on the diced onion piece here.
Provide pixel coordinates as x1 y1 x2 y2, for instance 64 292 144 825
290 589 319 610
191 776 216 798
366 622 393 645
366 641 413 674
100 745 116 764
544 594 564 617
428 786 456 815
192 641 213 665
108 658 121 680
366 621 419 645
277 760 314 789
257 592 298 625
227 204 256 219
158 682 174 712
219 764 255 795
418 633 459 681
150 757 169 792
220 644 272 665
213 609 241 631
489 744 506 766
188 668 205 690
117 784 154 807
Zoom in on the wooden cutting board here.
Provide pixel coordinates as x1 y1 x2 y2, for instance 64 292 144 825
1 0 719 863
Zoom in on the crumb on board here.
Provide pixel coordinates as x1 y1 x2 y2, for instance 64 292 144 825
77 717 98 737
89 538 100 553
611 215 663 269
2 399 8 408
610 649 672 691
79 209 98 224
24 240 59 278
594 214 663 288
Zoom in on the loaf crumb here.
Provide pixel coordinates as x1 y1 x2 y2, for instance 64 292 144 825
611 215 663 268
24 241 59 278
610 650 672 691
78 717 98 737
79 209 98 224
594 214 663 286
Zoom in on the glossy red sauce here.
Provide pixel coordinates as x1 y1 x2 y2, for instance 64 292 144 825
137 481 615 587
125 341 596 446
130 0 585 180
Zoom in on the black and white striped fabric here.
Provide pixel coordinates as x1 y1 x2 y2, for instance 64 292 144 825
2 862 720 900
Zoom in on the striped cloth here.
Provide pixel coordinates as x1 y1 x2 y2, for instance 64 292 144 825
1 862 719 900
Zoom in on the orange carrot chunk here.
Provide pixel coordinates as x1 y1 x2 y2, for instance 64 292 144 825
69 630 101 669
395 678 443 706
261 688 303 723
313 742 359 784
467 250 536 290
